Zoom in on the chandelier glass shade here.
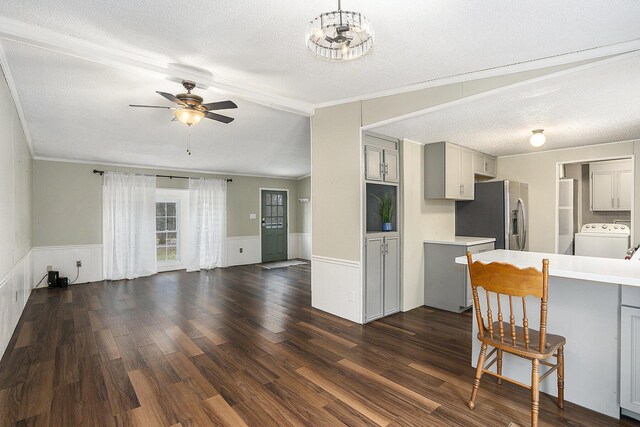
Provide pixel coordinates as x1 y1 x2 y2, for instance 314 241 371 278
174 108 204 126
306 1 374 61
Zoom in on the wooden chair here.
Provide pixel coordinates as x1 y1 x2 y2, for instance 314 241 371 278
465 252 565 427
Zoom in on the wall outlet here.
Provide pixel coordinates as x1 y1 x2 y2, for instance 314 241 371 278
46 265 53 272
76 260 82 267
239 248 243 254
348 291 355 302
249 213 257 220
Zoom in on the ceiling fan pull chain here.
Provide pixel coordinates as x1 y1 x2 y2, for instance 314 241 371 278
187 128 192 155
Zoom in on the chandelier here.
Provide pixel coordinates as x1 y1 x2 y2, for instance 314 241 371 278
306 0 374 61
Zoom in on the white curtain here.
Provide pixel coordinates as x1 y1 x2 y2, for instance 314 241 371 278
102 172 157 280
187 178 227 271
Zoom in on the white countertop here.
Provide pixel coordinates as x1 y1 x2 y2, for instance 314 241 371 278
424 236 496 246
454 249 640 287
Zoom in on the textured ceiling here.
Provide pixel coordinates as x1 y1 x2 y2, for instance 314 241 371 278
374 53 640 156
2 41 310 177
1 1 640 104
2 2 640 174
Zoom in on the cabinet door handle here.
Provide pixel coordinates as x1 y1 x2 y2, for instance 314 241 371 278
612 198 615 209
379 163 384 176
484 161 487 172
460 184 464 195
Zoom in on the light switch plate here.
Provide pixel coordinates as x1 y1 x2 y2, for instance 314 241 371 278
249 213 257 220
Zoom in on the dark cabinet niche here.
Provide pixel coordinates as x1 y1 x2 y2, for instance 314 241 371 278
366 183 398 233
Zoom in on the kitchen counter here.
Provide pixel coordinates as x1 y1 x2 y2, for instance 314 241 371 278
423 236 496 246
454 249 640 286
452 249 639 418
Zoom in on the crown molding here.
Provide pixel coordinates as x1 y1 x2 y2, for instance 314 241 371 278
315 38 640 110
0 16 314 117
32 155 308 181
0 41 34 156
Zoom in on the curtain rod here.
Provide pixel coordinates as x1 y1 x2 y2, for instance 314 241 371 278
93 169 232 182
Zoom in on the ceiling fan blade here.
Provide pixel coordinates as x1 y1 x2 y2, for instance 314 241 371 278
156 91 185 105
129 104 174 109
201 100 238 111
205 111 234 124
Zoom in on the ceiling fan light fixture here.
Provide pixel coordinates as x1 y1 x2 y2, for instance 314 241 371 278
174 108 204 126
529 129 546 147
306 0 374 61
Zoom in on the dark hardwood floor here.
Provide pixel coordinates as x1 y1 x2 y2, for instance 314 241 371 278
0 263 637 426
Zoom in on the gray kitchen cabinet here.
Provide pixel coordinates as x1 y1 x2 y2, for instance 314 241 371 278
365 145 399 183
473 151 497 178
424 141 474 200
365 234 400 322
424 238 495 312
590 159 632 211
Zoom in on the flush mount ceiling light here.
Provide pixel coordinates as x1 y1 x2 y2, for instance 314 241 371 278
306 0 374 62
530 129 546 147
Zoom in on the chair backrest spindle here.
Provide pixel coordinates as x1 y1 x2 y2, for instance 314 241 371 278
486 292 494 339
508 296 516 345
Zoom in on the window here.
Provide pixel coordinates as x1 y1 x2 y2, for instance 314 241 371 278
156 202 179 262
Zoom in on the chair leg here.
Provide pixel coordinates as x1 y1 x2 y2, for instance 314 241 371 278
468 343 487 410
531 359 540 427
496 349 503 385
557 345 565 409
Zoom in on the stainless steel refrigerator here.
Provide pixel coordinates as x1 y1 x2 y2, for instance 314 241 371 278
455 180 529 251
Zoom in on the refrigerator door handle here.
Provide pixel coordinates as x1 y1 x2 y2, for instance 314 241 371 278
517 198 527 251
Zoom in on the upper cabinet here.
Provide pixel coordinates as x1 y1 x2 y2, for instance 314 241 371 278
425 142 475 200
473 151 497 178
590 159 632 211
365 145 399 183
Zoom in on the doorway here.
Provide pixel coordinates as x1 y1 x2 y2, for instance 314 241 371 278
261 189 288 262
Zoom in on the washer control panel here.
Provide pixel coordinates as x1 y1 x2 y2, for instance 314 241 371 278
580 223 630 234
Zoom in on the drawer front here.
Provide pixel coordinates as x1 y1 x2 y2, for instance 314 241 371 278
467 242 495 255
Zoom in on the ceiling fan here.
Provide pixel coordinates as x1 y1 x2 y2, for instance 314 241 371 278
130 80 237 126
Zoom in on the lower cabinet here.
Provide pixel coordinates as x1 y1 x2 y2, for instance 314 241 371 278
621 305 640 419
424 240 495 313
365 235 400 322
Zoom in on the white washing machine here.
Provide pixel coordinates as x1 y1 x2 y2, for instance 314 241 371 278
574 223 631 259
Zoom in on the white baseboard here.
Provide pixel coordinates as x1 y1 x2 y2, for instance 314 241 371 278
311 255 362 324
0 250 32 360
32 244 103 285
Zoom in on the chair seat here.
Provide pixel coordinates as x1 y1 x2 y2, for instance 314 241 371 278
478 321 566 359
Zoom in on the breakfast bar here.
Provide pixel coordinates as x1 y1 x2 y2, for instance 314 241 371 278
454 249 640 419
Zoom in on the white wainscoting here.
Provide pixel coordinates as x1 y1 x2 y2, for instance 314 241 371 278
227 236 261 266
227 234 311 266
311 255 362 324
297 233 311 260
31 235 312 280
0 250 32 360
32 244 103 285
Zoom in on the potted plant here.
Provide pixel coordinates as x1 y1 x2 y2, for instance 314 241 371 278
371 193 393 231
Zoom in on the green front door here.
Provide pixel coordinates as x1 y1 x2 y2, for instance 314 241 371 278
261 190 288 262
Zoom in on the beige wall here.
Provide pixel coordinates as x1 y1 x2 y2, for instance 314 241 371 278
311 102 362 261
297 176 311 234
497 141 637 253
33 160 303 247
401 140 455 311
0 64 32 278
